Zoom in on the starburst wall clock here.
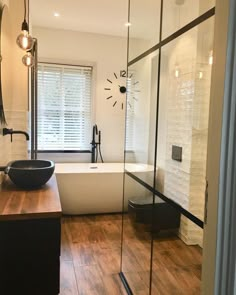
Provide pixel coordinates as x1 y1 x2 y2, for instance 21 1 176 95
104 70 140 110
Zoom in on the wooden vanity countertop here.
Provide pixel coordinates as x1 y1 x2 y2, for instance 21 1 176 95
0 175 62 221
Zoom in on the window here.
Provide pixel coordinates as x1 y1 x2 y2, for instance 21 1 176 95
125 72 135 151
37 63 93 151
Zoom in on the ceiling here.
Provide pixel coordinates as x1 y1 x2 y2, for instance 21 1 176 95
30 0 129 37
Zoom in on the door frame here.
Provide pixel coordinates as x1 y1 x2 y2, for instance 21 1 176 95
202 0 234 293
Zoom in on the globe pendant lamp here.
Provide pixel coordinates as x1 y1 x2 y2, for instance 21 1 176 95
22 51 35 67
16 0 33 50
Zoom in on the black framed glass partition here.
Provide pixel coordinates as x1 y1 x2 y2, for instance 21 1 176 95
121 175 153 294
128 0 161 61
120 0 215 294
125 50 159 188
156 15 215 229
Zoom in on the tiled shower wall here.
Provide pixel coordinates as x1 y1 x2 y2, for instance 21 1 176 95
130 23 212 246
162 24 212 246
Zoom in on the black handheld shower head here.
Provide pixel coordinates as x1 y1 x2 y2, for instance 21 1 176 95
92 124 98 144
94 124 98 135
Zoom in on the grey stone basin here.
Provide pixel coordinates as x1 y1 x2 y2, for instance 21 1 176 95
5 160 55 189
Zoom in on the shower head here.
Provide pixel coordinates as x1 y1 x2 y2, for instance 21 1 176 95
92 124 98 144
94 124 98 135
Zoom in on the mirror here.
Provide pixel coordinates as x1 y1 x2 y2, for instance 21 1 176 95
0 3 12 126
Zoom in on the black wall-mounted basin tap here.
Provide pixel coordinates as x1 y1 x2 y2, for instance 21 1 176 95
3 128 30 142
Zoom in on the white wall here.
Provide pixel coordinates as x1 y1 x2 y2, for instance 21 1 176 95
0 0 29 183
33 26 127 163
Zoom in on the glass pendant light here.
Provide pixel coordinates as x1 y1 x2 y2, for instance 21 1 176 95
22 52 35 67
16 0 33 50
208 50 213 65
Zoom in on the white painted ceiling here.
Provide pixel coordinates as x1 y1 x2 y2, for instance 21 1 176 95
30 0 129 37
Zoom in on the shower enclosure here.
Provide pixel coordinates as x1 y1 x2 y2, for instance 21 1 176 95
120 0 215 294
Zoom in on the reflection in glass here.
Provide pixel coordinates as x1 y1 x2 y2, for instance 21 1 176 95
151 213 203 294
155 18 214 245
128 0 161 61
125 50 159 187
121 174 153 294
162 0 215 39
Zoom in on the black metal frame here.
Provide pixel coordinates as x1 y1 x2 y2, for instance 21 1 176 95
120 1 215 294
128 7 215 67
31 38 38 160
0 3 7 126
37 150 91 153
126 171 204 228
119 0 131 289
119 273 133 295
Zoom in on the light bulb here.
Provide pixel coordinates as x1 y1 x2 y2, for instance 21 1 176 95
22 52 35 67
175 66 180 78
16 30 34 50
209 50 213 65
16 19 34 50
199 71 203 79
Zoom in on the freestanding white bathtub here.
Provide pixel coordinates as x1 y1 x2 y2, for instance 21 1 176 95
55 163 155 215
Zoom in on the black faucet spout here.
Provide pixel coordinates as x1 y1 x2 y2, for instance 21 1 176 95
13 130 30 141
3 128 30 141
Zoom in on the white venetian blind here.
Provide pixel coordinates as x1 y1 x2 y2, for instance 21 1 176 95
37 63 92 151
125 74 135 151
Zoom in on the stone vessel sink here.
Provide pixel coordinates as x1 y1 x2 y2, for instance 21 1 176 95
4 160 55 189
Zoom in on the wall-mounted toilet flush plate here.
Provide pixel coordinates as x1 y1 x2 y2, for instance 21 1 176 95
172 145 182 162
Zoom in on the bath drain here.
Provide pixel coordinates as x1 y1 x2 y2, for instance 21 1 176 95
90 166 98 169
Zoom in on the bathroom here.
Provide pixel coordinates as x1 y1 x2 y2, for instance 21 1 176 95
0 0 234 294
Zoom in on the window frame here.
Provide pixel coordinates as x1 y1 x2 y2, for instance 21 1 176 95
37 59 96 154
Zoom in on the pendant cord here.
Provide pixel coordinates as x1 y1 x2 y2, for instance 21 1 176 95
24 0 26 21
28 0 30 28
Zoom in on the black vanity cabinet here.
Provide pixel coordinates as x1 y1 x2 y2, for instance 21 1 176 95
0 176 62 295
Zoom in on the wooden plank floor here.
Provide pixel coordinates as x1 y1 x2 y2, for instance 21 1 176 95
60 214 202 295
122 215 202 295
60 214 127 295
